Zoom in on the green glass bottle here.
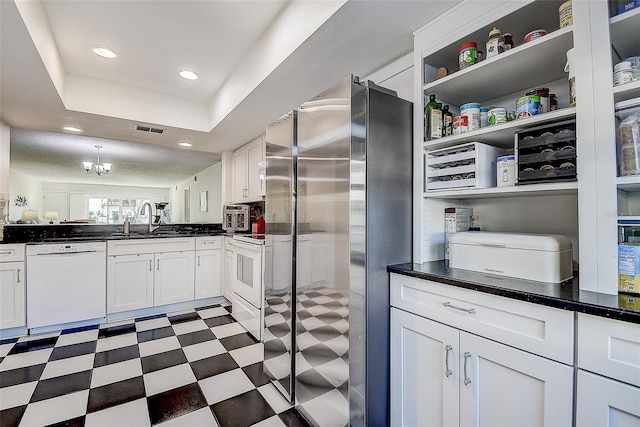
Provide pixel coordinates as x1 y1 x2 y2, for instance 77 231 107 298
442 105 453 136
424 94 439 140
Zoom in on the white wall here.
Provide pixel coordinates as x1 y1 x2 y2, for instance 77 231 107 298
0 122 9 195
363 52 414 102
9 169 43 221
170 162 222 223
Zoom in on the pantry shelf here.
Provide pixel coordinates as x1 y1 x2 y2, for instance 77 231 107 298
617 176 640 191
613 81 640 105
423 181 578 199
423 107 576 151
610 7 640 59
422 26 573 106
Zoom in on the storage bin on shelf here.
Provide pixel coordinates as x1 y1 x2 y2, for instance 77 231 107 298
425 142 504 190
515 119 577 185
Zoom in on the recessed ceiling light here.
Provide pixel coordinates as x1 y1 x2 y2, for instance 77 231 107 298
179 70 198 81
92 46 118 59
63 126 83 132
177 142 193 147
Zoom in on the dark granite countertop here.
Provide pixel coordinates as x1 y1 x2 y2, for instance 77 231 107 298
388 261 640 324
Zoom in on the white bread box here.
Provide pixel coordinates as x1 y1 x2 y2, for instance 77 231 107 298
449 232 573 283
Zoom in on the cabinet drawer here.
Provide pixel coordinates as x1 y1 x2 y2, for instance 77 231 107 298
196 236 222 250
108 237 195 255
0 244 25 262
390 274 574 364
577 313 640 387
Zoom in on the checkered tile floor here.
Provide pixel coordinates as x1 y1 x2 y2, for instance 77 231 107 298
0 303 311 427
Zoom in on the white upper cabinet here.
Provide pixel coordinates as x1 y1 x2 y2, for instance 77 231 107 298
232 135 265 203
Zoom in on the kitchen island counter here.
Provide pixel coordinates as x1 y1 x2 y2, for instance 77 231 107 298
389 261 640 324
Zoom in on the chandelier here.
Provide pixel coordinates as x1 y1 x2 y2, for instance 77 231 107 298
82 145 112 175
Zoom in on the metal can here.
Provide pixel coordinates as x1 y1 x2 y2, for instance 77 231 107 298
453 115 468 134
559 1 573 28
524 29 547 43
487 107 507 126
516 95 540 119
460 102 481 131
459 42 477 70
526 88 549 113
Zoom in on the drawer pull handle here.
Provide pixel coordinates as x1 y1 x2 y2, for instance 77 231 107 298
463 351 472 386
198 256 201 267
0 251 12 255
445 345 453 378
157 259 160 271
443 301 476 314
17 268 22 283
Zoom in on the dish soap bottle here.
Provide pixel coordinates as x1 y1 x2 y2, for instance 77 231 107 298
123 219 131 235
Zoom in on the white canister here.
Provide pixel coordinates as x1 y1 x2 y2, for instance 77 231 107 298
480 107 489 127
460 103 481 131
497 155 516 187
614 61 634 86
488 107 507 126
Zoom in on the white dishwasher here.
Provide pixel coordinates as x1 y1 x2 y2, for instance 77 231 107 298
26 241 107 330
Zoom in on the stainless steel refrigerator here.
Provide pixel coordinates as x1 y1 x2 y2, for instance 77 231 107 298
264 75 412 426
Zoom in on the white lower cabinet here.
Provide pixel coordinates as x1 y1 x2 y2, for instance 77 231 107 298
390 273 574 427
224 237 234 302
391 308 573 427
107 254 154 313
154 251 195 306
0 261 26 329
576 370 640 426
195 249 222 299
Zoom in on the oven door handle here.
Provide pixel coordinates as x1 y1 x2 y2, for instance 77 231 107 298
228 240 261 252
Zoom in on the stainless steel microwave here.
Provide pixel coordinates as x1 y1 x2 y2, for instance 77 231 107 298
223 205 250 232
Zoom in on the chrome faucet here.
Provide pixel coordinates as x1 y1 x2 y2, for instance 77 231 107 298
140 202 159 234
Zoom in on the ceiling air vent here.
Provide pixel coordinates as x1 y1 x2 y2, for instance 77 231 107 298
134 124 164 134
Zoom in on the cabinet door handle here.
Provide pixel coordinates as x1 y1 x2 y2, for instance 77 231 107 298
157 259 160 271
463 351 472 386
198 255 201 267
17 268 21 283
443 301 476 315
149 260 152 271
0 251 12 255
445 345 453 378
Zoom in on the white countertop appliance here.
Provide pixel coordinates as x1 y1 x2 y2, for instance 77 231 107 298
26 241 106 332
223 204 250 232
449 231 573 283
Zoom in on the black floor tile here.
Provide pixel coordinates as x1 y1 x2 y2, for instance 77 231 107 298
46 415 86 427
135 313 167 322
146 383 208 425
211 389 275 427
204 315 235 328
137 326 175 343
177 329 216 347
0 405 26 427
98 323 136 339
30 370 92 403
195 304 222 311
189 353 238 380
93 344 140 368
49 341 97 361
241 362 270 387
8 336 58 355
219 333 257 351
267 322 291 338
294 368 336 404
168 312 200 324
307 325 343 341
141 348 187 374
225 305 232 313
0 337 19 345
60 324 99 335
87 376 146 413
0 363 46 388
279 408 313 427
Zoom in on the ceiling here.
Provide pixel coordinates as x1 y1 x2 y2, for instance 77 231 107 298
1 0 459 188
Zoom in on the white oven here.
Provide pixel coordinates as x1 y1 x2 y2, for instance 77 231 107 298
228 235 265 340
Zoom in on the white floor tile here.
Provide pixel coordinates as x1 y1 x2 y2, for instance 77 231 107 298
314 357 348 388
251 414 286 426
138 336 181 358
263 353 291 380
0 381 37 410
210 322 246 339
197 307 229 319
171 319 208 336
95 333 138 353
17 331 60 343
0 342 14 358
229 343 264 368
257 384 292 415
143 363 196 396
135 317 171 332
55 329 99 347
41 353 95 380
297 389 348 427
157 407 218 426
101 319 135 328
182 339 227 363
166 308 195 317
19 390 89 426
85 398 150 427
199 368 254 405
90 358 142 388
0 348 53 371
